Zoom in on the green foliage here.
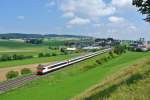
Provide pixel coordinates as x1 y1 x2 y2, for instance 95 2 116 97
114 45 126 55
0 54 33 62
133 0 150 22
95 59 102 65
109 51 114 58
0 54 12 61
38 53 44 57
51 53 57 56
25 39 43 45
21 68 32 75
6 71 19 79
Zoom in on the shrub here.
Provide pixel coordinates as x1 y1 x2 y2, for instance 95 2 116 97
101 57 108 62
52 53 57 56
109 51 114 58
21 68 32 75
6 71 19 79
45 53 51 57
0 54 12 61
114 45 126 55
96 60 102 65
38 53 44 57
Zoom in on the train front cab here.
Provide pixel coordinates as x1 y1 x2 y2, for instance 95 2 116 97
37 65 45 75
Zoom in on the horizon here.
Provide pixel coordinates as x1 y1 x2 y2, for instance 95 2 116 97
0 0 150 40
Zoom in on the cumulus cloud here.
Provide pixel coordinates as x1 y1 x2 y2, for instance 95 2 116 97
62 12 75 18
68 17 91 26
111 0 132 7
108 16 126 23
46 0 55 7
128 25 137 31
59 0 116 20
44 0 149 40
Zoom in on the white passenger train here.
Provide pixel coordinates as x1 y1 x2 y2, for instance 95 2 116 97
37 48 111 75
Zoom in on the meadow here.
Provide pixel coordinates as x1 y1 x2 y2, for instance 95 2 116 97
0 39 84 68
0 52 149 100
76 55 150 100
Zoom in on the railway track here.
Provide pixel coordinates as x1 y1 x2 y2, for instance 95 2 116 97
0 74 38 94
0 48 111 94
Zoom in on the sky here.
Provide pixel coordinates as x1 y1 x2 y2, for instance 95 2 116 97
0 0 150 40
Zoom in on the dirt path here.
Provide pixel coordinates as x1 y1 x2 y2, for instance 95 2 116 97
0 62 56 81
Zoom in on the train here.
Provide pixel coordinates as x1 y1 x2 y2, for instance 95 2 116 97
37 48 112 75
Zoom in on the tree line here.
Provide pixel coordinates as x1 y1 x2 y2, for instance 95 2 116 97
0 54 33 62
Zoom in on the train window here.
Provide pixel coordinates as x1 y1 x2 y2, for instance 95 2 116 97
50 62 67 68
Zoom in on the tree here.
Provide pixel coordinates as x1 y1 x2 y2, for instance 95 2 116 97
133 0 150 23
21 68 32 75
38 53 44 57
114 45 126 55
6 71 19 79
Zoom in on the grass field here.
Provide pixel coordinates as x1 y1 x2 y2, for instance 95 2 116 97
0 38 74 56
0 52 149 100
0 39 85 68
77 56 150 100
0 53 84 68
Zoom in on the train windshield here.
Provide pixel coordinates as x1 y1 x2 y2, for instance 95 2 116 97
37 67 45 70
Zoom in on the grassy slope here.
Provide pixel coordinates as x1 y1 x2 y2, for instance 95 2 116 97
0 52 149 100
80 57 150 100
108 74 150 100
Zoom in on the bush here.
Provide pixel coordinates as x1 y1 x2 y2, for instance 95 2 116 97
52 53 57 56
81 64 96 72
38 53 44 57
21 68 32 75
109 51 114 58
101 57 108 62
114 45 126 55
0 54 12 61
45 53 51 57
6 71 19 79
96 60 102 65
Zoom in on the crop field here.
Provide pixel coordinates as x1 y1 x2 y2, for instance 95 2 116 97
0 39 85 68
0 52 149 100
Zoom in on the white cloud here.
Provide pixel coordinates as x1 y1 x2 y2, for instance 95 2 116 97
59 0 116 20
108 16 126 23
68 17 90 26
46 0 55 7
62 12 74 18
111 0 132 7
128 25 137 31
93 23 102 27
17 16 25 20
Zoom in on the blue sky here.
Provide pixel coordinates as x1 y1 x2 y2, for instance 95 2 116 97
0 0 150 40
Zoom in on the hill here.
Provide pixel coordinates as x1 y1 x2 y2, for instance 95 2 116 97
0 33 91 39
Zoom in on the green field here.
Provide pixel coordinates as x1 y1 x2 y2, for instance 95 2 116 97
0 53 85 68
0 39 85 68
79 56 150 100
0 52 149 100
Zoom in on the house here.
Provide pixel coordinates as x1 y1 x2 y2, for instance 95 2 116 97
66 47 77 51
